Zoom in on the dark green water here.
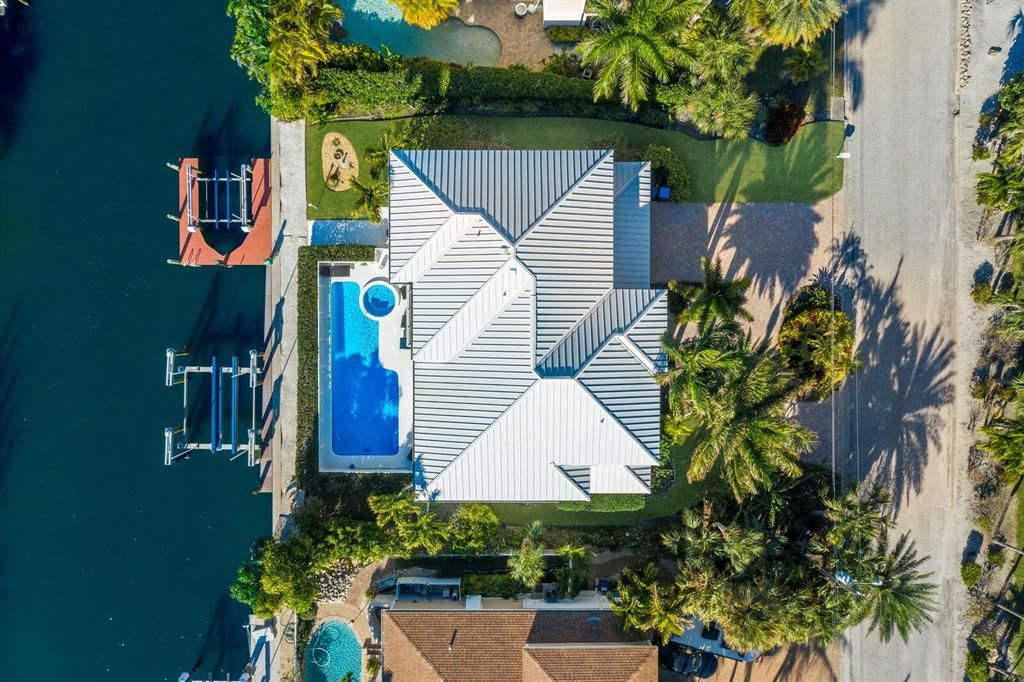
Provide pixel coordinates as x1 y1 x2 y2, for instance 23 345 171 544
0 2 270 679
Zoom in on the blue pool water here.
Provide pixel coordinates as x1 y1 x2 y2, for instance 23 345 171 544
311 220 387 247
338 0 501 66
330 281 399 456
363 284 397 317
305 620 362 682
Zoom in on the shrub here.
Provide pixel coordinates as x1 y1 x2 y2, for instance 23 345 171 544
556 494 646 512
971 628 998 652
541 50 584 78
545 25 595 43
459 573 523 599
972 282 994 305
778 285 860 399
988 548 1006 568
366 657 381 676
764 98 805 145
965 648 991 682
448 504 501 553
302 60 594 119
961 560 983 588
973 144 992 161
975 515 994 534
642 144 691 201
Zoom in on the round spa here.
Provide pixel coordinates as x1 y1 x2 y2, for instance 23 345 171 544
361 282 397 319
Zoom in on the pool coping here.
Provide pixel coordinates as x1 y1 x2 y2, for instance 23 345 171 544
317 257 414 474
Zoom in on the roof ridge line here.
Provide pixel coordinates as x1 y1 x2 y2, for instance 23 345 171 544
422 375 541 489
512 149 614 245
535 288 665 376
413 257 533 362
383 612 447 680
574 378 660 465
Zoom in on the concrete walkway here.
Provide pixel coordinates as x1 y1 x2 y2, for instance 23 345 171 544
269 117 310 682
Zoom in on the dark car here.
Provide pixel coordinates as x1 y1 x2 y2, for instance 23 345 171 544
671 650 718 679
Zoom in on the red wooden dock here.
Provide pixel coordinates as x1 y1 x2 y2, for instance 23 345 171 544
176 157 272 267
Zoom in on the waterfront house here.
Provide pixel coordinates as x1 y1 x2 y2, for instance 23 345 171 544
387 150 667 502
380 609 657 682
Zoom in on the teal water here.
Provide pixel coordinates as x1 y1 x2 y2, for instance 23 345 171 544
0 2 269 679
305 620 362 682
338 0 501 66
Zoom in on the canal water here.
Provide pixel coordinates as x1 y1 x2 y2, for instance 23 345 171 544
0 2 270 679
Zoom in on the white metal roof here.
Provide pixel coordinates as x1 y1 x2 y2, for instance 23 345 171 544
389 150 667 502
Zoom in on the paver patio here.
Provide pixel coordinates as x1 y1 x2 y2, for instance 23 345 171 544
651 198 843 342
454 0 561 68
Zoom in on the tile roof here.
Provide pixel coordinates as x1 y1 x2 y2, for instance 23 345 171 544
389 150 666 502
382 610 656 682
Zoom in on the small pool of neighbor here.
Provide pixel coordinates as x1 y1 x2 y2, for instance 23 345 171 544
330 280 399 456
337 0 501 66
305 620 362 682
310 220 387 247
363 283 396 317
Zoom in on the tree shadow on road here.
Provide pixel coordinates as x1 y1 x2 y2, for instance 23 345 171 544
826 233 955 511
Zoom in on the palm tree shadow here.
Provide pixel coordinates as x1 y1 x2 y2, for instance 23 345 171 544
0 7 38 161
826 233 955 510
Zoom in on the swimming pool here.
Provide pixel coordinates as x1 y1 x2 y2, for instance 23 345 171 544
305 620 362 682
338 0 501 66
330 280 400 456
310 220 387 247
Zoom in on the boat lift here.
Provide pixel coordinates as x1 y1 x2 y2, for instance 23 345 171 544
164 348 262 466
169 161 254 234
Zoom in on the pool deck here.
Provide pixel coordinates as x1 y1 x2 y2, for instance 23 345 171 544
454 0 560 68
317 258 414 473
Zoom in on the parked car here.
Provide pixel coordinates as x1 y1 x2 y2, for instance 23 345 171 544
659 644 718 679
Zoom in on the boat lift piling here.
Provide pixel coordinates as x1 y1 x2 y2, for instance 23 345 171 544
163 348 263 468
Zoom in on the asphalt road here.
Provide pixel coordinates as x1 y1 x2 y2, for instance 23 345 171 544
841 0 960 680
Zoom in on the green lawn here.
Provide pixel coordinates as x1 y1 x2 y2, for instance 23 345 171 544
488 436 704 527
306 116 846 220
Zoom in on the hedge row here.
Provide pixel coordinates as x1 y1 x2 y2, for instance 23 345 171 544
556 494 647 513
302 59 596 120
545 25 595 43
295 244 377 489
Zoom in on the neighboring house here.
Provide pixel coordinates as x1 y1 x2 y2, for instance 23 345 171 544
381 610 657 682
388 150 667 503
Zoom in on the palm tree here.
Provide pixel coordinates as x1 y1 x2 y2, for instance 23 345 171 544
388 0 459 29
822 484 890 552
685 256 753 328
227 0 271 86
678 6 753 83
978 414 1024 474
863 531 937 643
364 129 402 180
733 0 842 47
689 347 816 498
268 0 343 85
351 176 388 222
578 0 706 111
784 43 827 83
508 544 545 588
658 320 744 419
611 564 688 644
976 166 1024 211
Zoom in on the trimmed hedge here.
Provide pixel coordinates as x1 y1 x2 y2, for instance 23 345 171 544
545 25 595 43
296 244 378 490
301 59 595 120
556 494 647 513
459 573 523 599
